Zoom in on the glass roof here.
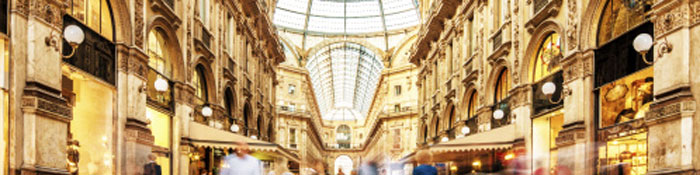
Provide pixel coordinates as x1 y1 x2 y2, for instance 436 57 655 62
273 0 420 35
306 42 384 121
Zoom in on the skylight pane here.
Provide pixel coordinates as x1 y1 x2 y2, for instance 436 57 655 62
381 0 415 14
384 10 420 30
276 0 309 13
346 17 383 34
346 1 381 17
309 0 344 17
274 9 307 29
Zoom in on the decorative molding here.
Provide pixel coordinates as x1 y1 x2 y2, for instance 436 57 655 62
30 0 63 27
646 100 695 125
555 123 585 147
509 85 531 108
21 82 73 122
135 0 145 48
14 0 30 16
653 0 686 38
525 0 562 33
566 0 578 50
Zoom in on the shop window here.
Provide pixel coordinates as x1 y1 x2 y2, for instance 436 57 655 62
532 111 563 173
467 91 478 118
66 0 114 41
598 132 647 175
146 108 171 175
532 33 562 82
0 37 8 171
494 69 511 103
193 64 208 102
599 68 653 128
1 0 7 34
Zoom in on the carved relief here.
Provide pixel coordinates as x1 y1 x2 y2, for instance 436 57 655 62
654 1 686 37
566 0 578 50
692 1 700 25
30 0 62 27
135 0 145 48
15 0 29 16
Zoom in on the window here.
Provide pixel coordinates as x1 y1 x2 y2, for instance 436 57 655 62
1 0 7 34
494 68 511 103
394 104 401 112
395 85 402 96
198 0 210 26
289 103 296 112
289 128 297 148
532 33 562 82
288 84 296 94
193 65 208 102
226 12 234 55
334 155 353 175
147 29 172 77
467 91 478 118
336 125 351 149
66 0 114 41
493 0 501 29
224 88 234 116
466 16 474 57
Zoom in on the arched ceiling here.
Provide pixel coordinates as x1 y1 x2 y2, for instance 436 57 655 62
273 0 421 50
306 42 384 121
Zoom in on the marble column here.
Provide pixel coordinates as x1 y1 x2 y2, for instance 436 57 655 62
11 0 73 174
116 44 154 175
555 51 595 175
644 0 699 174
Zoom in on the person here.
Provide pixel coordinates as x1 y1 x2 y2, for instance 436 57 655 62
338 168 345 175
143 154 162 175
220 142 262 175
412 150 437 175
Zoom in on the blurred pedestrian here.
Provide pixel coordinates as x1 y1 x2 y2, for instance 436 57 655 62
412 150 437 175
143 154 162 175
220 142 262 175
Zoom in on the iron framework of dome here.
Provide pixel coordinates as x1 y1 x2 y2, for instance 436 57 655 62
306 42 384 121
273 0 420 35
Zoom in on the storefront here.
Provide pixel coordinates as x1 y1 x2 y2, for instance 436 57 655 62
185 121 300 175
593 1 653 172
61 0 117 173
0 2 8 170
427 125 517 175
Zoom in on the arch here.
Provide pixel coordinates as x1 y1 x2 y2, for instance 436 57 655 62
305 40 386 63
243 103 252 136
147 16 185 81
466 89 478 119
65 0 116 41
485 60 512 104
334 155 353 174
223 87 235 117
389 33 419 67
421 124 428 143
336 125 351 148
521 20 565 84
193 64 209 102
447 104 456 129
433 114 440 137
192 58 217 102
494 68 512 103
108 0 132 43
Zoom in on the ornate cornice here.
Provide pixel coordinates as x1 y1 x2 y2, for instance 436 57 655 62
21 82 72 122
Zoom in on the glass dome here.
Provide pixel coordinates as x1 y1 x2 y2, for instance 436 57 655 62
306 42 384 121
274 0 420 35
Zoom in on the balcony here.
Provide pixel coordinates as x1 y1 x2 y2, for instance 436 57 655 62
193 20 214 57
525 0 562 33
384 106 417 117
277 106 309 117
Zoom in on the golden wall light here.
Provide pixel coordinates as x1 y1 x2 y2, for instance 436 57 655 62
230 123 240 133
493 109 504 120
633 33 654 65
461 126 470 135
201 105 213 117
542 82 571 104
154 77 169 92
46 25 85 58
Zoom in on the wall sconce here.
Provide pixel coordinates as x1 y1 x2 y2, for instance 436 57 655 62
201 105 213 117
46 25 85 59
634 33 672 65
542 82 571 104
154 77 169 92
461 126 470 135
230 124 240 133
493 109 504 120
251 135 258 140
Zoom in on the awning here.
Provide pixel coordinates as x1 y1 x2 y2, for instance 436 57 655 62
430 125 518 153
184 121 300 162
